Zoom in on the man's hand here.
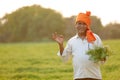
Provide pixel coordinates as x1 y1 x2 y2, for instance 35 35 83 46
52 32 64 55
52 32 64 45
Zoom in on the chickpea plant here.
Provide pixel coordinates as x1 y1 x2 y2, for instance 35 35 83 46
86 45 112 63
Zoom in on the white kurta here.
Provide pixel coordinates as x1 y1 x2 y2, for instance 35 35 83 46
57 34 102 80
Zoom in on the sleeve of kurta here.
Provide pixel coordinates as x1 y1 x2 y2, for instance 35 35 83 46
57 41 72 62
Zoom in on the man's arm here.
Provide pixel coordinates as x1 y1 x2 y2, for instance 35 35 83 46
58 43 64 55
52 32 64 55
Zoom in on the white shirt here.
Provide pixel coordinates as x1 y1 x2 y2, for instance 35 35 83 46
57 33 102 79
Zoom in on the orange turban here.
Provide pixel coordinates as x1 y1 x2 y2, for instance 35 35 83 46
76 11 96 43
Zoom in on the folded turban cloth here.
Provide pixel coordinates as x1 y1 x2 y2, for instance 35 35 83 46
76 11 96 43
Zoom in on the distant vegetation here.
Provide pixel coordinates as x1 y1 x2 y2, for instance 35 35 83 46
0 4 120 43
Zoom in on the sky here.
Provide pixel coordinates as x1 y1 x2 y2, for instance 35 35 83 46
0 0 120 26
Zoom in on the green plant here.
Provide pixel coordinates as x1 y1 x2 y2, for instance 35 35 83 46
86 45 112 63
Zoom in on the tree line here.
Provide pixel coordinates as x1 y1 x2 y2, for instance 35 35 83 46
0 5 120 43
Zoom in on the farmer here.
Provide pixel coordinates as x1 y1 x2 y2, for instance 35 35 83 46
52 11 103 80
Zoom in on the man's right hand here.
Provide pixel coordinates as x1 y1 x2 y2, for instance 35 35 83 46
52 32 64 45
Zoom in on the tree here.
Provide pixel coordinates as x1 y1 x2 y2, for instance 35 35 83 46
64 16 76 39
90 16 103 35
0 5 65 42
100 23 120 39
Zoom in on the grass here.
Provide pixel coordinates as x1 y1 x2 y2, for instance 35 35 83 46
0 40 120 80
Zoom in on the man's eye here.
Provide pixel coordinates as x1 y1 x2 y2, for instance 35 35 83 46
78 23 82 25
78 23 86 25
77 23 82 25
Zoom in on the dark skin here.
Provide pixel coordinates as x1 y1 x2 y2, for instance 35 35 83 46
52 21 87 55
75 21 88 40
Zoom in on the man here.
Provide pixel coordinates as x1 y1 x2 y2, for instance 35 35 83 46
52 11 103 80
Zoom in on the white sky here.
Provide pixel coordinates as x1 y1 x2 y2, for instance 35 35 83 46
0 0 120 26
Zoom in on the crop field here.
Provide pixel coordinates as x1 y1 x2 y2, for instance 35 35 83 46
0 40 120 80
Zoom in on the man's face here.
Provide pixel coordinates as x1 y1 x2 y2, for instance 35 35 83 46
75 21 87 34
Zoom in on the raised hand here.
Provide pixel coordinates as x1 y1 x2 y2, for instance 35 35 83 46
52 32 64 45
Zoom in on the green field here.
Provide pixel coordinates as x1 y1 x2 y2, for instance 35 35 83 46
0 40 120 80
